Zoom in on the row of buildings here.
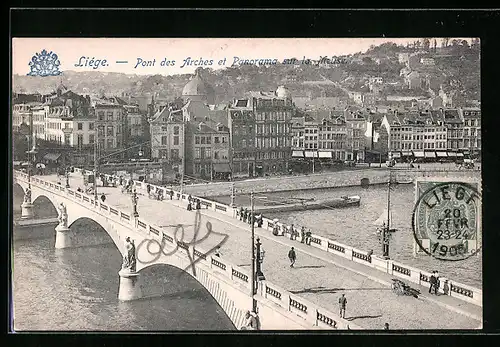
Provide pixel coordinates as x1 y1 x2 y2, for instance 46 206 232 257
12 73 481 182
12 84 150 166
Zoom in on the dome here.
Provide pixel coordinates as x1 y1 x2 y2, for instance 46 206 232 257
182 72 214 97
276 85 291 99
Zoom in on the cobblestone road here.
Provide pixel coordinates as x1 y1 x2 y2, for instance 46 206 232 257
41 173 482 330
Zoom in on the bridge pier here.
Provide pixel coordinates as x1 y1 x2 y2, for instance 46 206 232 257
20 202 34 220
54 224 73 249
118 270 143 301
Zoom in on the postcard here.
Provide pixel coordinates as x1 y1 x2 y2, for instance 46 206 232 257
11 37 482 331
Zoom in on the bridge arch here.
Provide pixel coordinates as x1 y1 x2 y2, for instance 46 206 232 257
136 263 236 329
32 195 58 219
66 217 117 250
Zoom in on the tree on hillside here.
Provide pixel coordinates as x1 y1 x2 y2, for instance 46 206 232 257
422 38 431 51
362 56 373 64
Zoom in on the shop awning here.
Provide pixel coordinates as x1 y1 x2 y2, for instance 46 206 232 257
436 152 448 157
318 151 332 158
390 152 401 158
401 151 412 157
456 153 464 157
413 151 425 158
213 163 231 173
425 152 436 158
447 152 457 157
43 153 61 161
304 151 318 158
292 150 304 158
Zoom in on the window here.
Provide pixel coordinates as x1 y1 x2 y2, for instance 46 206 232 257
222 136 227 143
195 136 200 144
77 134 83 148
171 149 179 159
64 134 71 145
201 137 206 144
174 136 179 146
159 149 168 159
206 136 211 144
77 123 83 130
107 139 114 149
206 148 211 159
98 111 105 121
214 136 220 143
174 126 179 135
116 125 121 135
107 112 114 121
214 152 219 159
107 126 114 136
89 134 95 144
89 122 94 130
161 136 168 145
195 148 201 159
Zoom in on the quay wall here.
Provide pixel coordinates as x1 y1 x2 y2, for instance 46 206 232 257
178 168 481 198
72 167 482 308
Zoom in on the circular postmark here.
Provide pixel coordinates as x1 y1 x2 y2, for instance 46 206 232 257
412 181 481 261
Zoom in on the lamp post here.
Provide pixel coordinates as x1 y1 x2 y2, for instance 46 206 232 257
93 127 99 204
250 191 257 311
230 182 235 207
180 154 185 196
382 170 392 259
255 238 266 281
131 190 139 217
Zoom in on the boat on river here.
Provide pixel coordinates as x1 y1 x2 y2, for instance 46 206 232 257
254 195 361 214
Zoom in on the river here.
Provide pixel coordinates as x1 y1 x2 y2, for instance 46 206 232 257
213 183 482 288
12 213 236 331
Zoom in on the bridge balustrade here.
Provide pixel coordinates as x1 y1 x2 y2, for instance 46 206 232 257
14 170 483 310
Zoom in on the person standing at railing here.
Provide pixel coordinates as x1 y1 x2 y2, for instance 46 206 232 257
100 193 106 203
289 224 295 240
196 199 201 210
300 226 306 243
429 271 437 295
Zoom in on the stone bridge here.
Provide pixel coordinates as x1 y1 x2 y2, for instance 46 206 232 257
13 170 355 330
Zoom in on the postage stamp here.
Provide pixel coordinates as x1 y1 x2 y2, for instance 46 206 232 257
412 180 482 261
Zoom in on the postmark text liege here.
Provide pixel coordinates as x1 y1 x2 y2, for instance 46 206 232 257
412 181 481 261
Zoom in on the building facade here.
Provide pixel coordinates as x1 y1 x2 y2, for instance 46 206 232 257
228 86 294 177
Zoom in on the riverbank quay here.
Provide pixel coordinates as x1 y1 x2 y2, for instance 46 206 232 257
174 167 481 198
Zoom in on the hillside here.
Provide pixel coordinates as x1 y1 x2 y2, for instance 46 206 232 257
13 40 480 104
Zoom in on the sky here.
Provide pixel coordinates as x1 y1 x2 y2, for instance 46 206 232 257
12 38 474 77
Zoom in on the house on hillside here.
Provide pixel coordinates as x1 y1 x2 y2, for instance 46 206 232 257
404 71 422 89
420 57 435 66
398 53 410 65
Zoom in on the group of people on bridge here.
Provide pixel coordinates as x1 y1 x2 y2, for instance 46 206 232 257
237 207 263 227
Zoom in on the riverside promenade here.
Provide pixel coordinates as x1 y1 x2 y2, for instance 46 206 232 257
37 172 482 329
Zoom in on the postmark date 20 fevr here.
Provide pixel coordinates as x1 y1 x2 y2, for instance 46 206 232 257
412 182 481 261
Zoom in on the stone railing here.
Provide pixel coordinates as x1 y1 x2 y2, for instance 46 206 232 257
70 168 482 307
15 170 353 330
257 280 359 330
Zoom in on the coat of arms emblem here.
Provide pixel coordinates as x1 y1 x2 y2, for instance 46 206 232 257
27 49 62 77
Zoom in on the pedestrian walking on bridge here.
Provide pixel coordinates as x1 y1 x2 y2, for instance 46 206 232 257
339 294 347 319
288 247 296 268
